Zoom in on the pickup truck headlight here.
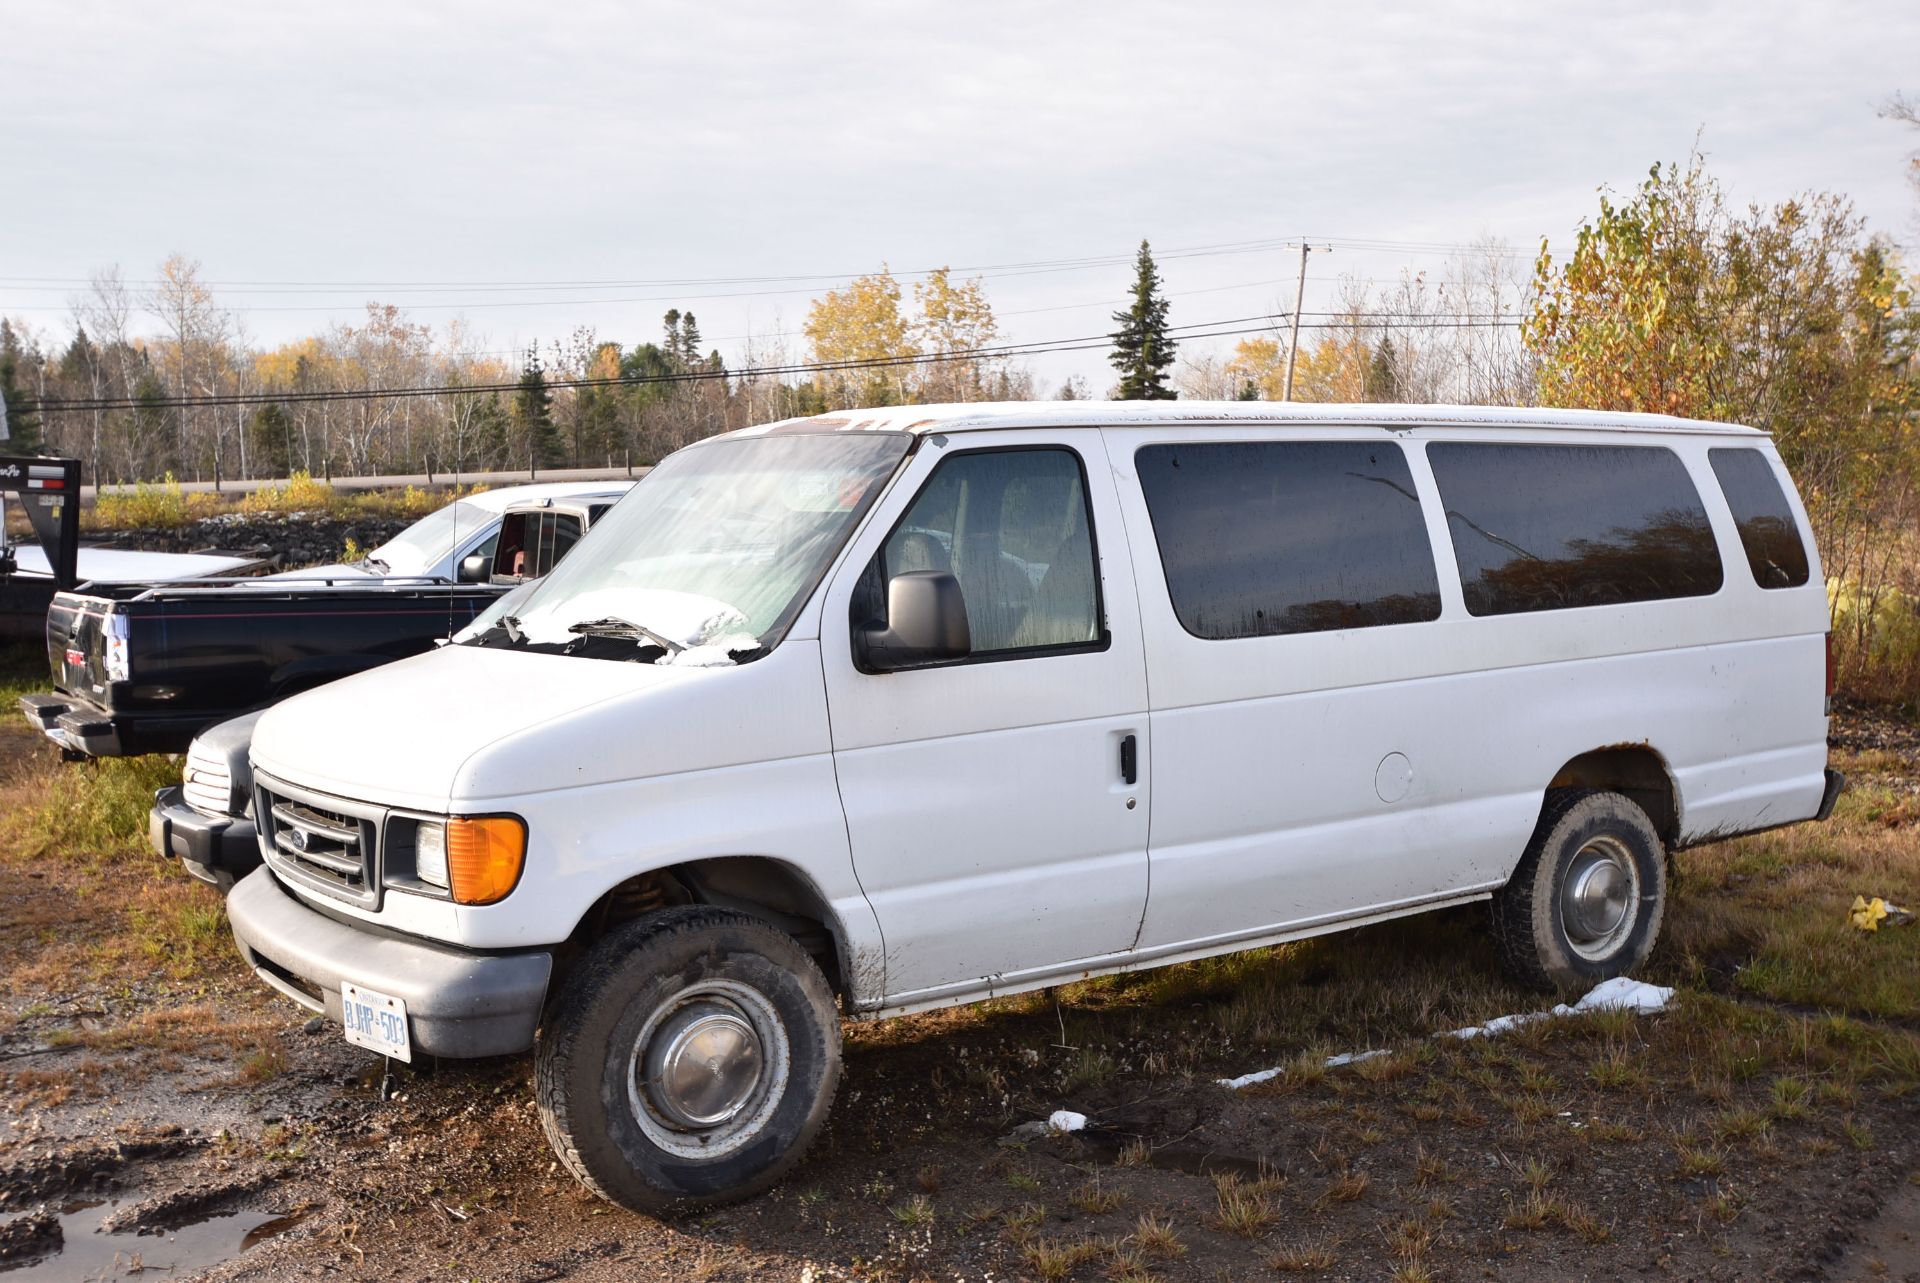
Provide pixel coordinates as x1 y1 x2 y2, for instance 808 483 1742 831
414 821 449 889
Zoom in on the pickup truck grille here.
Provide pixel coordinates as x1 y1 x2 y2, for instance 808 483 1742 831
182 742 233 817
256 773 383 909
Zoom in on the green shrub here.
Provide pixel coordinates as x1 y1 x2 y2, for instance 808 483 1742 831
1830 577 1920 705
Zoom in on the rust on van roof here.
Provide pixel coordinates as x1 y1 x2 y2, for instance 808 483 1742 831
721 401 1768 441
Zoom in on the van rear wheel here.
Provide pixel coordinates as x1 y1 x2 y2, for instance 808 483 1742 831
1490 789 1667 993
534 906 841 1212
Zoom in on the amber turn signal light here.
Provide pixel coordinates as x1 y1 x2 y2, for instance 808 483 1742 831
446 816 527 905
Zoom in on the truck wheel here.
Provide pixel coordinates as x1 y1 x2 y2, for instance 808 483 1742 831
1490 789 1667 993
534 906 840 1212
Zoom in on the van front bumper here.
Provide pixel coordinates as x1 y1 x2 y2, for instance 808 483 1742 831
226 868 552 1059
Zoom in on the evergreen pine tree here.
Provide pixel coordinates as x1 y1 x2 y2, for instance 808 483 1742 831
1108 240 1177 400
662 310 685 368
0 320 43 451
661 310 704 369
514 345 563 467
1364 337 1399 403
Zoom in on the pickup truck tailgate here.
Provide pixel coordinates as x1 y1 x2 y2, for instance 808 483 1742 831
45 592 112 700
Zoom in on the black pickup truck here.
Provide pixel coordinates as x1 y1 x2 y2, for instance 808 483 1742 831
21 486 626 757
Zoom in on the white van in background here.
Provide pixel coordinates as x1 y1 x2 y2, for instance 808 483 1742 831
222 402 1839 1211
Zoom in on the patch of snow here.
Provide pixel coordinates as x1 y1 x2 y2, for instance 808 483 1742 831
1217 1065 1286 1091
657 632 762 668
1324 1048 1392 1067
1047 1110 1088 1133
1217 978 1676 1089
1445 977 1673 1039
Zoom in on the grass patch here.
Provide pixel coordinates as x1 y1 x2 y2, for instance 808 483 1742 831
1666 786 1920 1020
1017 1234 1102 1281
1 753 181 865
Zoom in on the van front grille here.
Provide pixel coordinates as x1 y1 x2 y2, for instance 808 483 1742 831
256 774 384 909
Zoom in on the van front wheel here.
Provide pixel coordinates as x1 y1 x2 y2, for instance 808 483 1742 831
535 906 841 1212
1490 789 1667 993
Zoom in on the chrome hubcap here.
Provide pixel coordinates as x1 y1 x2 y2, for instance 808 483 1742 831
1561 836 1638 959
643 1002 764 1128
626 979 791 1161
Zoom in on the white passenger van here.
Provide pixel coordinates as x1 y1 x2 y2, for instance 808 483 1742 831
226 402 1840 1210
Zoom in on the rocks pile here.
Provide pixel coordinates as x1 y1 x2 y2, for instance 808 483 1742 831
100 513 415 569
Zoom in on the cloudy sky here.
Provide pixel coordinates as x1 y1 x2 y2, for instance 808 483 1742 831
4 0 1917 392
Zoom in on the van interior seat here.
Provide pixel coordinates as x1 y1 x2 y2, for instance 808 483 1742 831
1012 514 1097 648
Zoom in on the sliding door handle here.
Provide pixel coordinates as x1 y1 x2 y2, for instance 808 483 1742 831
1119 733 1137 786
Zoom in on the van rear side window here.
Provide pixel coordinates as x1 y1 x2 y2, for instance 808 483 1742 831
1708 448 1811 589
1135 441 1440 639
1428 442 1722 616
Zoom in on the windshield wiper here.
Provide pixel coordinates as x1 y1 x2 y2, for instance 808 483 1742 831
566 616 684 655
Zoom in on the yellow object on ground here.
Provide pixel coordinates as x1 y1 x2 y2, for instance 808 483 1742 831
1849 895 1914 932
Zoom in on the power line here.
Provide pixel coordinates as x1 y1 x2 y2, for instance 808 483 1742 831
0 234 1543 315
0 236 1304 296
25 313 1526 415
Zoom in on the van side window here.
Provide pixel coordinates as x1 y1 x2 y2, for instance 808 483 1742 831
1134 441 1440 639
1428 443 1722 616
854 448 1102 658
1708 448 1811 589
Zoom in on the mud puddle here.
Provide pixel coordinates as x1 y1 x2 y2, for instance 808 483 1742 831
2 1198 301 1280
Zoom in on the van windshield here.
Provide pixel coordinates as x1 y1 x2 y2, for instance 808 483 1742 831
459 432 910 663
368 499 494 575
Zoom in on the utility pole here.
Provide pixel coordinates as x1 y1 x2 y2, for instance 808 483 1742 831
1281 242 1328 402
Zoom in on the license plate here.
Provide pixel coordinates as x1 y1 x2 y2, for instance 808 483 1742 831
341 982 412 1062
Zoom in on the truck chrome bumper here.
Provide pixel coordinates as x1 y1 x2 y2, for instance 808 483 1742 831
149 786 260 890
227 868 552 1059
19 692 206 758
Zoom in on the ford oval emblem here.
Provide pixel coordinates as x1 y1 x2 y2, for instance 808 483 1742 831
285 827 310 852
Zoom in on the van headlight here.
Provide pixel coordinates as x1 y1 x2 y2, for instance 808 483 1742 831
414 821 449 889
401 816 525 904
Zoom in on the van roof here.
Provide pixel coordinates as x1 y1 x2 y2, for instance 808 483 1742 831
727 401 1766 439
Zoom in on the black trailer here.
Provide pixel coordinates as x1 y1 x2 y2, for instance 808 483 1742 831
0 455 80 637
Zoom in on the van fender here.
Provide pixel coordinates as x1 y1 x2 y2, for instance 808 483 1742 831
564 854 887 1011
1544 742 1683 848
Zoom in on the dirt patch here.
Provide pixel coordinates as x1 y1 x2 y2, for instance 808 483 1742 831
0 1134 200 1209
1827 1172 1920 1282
0 1209 59 1267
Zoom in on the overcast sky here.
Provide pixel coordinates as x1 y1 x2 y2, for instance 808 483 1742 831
4 0 1917 393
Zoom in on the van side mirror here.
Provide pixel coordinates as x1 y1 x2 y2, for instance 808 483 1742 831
860 571 971 671
459 554 490 583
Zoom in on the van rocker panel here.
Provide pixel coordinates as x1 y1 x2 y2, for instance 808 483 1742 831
227 867 551 1058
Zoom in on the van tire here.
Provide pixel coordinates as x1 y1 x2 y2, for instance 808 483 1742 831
1490 788 1667 993
534 906 840 1212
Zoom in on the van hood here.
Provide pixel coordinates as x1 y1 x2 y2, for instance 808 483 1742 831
248 639 830 812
